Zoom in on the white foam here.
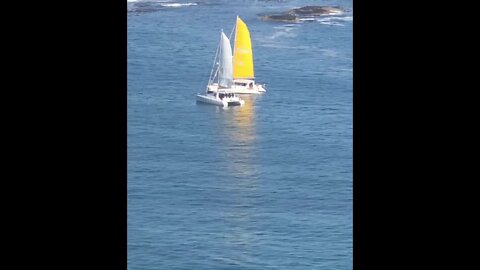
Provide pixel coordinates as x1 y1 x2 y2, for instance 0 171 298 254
127 0 183 3
298 17 316 22
160 2 197 7
326 10 344 15
273 25 297 31
268 30 297 40
315 17 345 26
319 49 338 57
258 43 309 50
336 16 353 22
320 22 344 26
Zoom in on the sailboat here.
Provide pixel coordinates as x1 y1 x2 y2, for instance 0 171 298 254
207 16 266 94
196 31 245 107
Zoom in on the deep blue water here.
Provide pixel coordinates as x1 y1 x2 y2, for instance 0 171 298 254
128 0 352 269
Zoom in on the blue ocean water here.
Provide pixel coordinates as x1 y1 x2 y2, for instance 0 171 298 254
128 0 352 269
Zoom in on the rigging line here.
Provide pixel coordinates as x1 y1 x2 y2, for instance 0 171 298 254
230 17 237 72
208 33 221 84
228 20 235 42
199 63 212 93
204 33 221 91
217 34 223 86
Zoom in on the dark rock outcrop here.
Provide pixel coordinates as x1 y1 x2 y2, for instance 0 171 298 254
260 13 298 22
259 6 344 22
289 6 343 16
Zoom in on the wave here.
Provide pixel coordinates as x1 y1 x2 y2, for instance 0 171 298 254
128 0 173 2
268 26 297 40
331 15 353 22
128 1 199 13
273 25 298 30
298 17 316 22
257 44 340 58
127 0 196 4
160 3 197 7
258 43 308 49
314 15 353 26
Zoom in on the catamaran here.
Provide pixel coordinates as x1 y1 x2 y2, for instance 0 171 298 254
207 16 266 94
196 31 245 107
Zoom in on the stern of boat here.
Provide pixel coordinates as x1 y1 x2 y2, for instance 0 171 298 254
255 83 266 92
223 96 245 107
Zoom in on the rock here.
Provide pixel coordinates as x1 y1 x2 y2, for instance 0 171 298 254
259 13 298 22
258 5 344 22
289 6 343 16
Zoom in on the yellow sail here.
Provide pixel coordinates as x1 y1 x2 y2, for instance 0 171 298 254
233 16 254 79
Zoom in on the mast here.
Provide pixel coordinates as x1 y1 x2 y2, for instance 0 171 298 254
217 32 222 85
233 16 238 65
208 35 221 86
229 17 236 43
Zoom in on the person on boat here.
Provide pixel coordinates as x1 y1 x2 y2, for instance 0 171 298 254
249 82 254 89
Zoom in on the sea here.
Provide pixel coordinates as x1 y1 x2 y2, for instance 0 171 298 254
128 0 352 269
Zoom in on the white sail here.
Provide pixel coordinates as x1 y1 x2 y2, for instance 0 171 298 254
218 32 233 88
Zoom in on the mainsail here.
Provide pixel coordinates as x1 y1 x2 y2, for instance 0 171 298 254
233 16 254 79
218 32 233 88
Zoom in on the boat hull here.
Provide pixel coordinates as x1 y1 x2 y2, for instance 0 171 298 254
207 81 266 94
196 94 245 107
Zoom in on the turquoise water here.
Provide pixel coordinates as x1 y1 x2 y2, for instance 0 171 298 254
128 0 352 268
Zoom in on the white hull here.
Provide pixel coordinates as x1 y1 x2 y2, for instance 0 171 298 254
196 92 245 107
207 80 266 94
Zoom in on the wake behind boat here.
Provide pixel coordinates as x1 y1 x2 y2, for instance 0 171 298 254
208 16 266 95
196 31 245 107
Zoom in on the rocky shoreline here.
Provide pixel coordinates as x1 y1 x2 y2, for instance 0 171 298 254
259 6 344 22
